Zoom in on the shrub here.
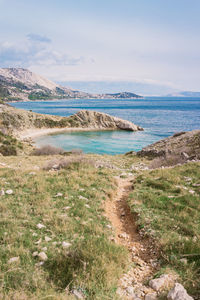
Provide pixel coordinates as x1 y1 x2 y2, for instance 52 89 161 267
43 156 94 170
31 145 65 156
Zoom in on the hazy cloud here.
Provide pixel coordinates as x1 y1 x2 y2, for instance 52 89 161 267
0 35 84 68
27 33 51 43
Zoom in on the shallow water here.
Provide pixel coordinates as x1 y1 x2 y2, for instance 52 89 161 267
11 97 200 154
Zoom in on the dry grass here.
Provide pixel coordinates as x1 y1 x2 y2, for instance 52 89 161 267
128 162 200 295
0 158 127 299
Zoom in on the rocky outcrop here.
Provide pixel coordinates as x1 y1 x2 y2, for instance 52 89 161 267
137 130 200 161
71 110 143 131
0 104 143 136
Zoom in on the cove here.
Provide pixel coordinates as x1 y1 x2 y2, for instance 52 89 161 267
35 129 164 155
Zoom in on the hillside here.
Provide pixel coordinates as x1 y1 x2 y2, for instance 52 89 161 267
0 68 142 101
0 104 199 298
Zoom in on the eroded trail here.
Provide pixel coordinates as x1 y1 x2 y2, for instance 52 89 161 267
105 177 159 299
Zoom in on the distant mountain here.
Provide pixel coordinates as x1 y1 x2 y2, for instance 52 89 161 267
166 91 200 97
0 68 142 101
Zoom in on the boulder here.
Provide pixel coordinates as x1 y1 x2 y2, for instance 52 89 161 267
167 283 193 300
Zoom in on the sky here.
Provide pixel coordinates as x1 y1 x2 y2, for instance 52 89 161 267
0 0 200 95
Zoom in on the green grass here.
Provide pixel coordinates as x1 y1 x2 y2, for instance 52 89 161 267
128 162 200 294
0 160 127 299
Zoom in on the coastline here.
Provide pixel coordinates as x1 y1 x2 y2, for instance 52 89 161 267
17 127 118 140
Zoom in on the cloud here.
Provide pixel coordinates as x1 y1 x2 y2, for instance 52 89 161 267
27 33 51 43
0 35 83 68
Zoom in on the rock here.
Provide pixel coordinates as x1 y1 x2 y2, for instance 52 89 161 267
79 195 88 201
71 289 85 299
32 251 38 257
62 241 72 248
145 293 158 300
6 189 13 195
42 247 47 251
167 283 193 300
8 256 20 264
73 110 143 132
45 236 52 242
54 192 63 197
37 223 46 229
149 274 175 292
126 286 136 296
63 206 71 210
38 252 48 261
35 238 42 245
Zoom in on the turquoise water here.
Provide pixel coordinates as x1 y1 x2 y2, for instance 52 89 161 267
11 97 200 154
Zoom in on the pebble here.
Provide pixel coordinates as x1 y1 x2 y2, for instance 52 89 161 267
79 195 88 201
85 204 90 208
32 251 38 257
38 252 48 261
62 241 72 248
6 189 13 195
37 223 46 229
63 206 71 210
42 247 47 251
45 236 52 242
0 189 5 196
55 192 63 197
8 256 20 264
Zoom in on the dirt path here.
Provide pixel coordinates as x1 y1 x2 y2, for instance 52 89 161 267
104 176 159 299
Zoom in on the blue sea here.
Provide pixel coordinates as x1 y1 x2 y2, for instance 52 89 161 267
10 97 200 155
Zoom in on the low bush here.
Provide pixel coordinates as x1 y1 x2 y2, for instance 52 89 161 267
43 156 93 170
31 145 65 156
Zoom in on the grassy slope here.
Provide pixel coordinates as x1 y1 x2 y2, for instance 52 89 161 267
128 162 200 294
0 152 200 298
0 157 128 299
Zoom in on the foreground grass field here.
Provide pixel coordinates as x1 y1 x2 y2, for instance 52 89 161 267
128 162 200 294
0 158 128 299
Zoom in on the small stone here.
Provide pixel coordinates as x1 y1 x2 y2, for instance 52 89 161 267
63 206 71 210
32 251 38 257
189 190 195 195
6 189 13 195
167 283 193 300
85 204 90 208
45 236 52 242
72 289 85 299
62 241 72 248
32 232 38 237
106 224 112 229
180 258 187 265
145 293 158 300
79 195 88 201
42 247 47 251
55 192 63 197
37 223 46 229
38 252 48 261
126 286 136 296
8 257 20 264
35 261 44 266
35 238 42 245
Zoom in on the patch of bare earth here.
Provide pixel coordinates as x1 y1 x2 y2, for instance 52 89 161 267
104 177 160 299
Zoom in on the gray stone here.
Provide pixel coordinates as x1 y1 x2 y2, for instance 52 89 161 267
8 256 20 264
149 274 174 292
167 283 193 300
38 252 48 261
145 293 158 300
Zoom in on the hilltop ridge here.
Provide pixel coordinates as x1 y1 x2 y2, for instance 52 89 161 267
0 68 142 101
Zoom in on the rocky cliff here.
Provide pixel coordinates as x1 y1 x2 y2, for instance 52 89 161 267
137 130 200 161
0 104 143 136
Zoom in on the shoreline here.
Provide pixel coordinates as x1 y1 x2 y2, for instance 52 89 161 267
17 127 118 140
